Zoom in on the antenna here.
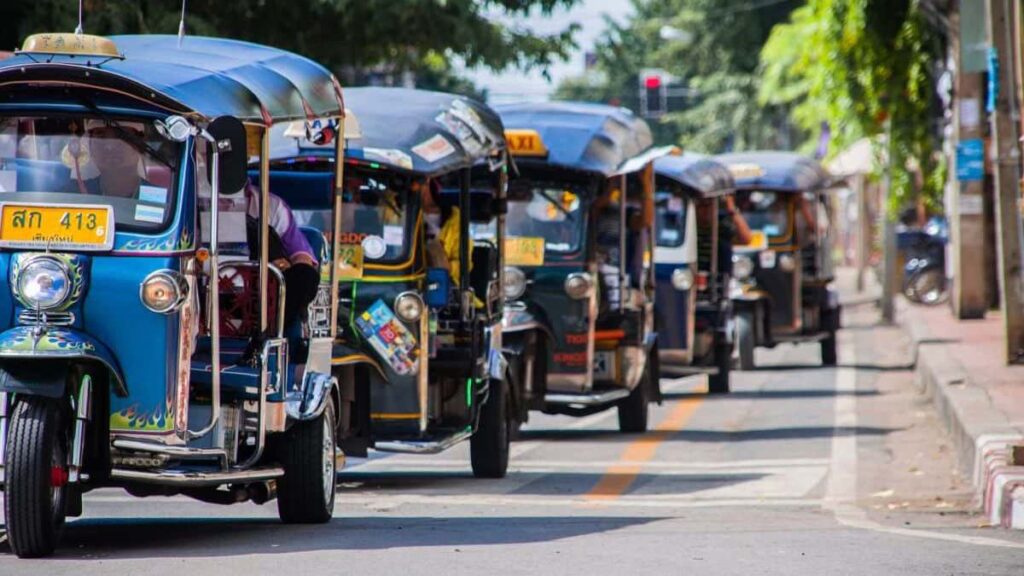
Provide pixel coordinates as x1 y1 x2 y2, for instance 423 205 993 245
74 0 84 35
177 0 187 47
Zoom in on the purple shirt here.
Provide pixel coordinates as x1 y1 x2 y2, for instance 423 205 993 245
245 184 317 264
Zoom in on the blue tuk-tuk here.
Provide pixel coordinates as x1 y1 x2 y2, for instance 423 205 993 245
715 152 840 369
267 87 515 478
495 102 671 432
0 33 348 557
653 153 737 393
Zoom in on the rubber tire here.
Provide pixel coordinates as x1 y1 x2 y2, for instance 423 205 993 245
736 312 756 371
4 397 69 558
471 378 511 479
618 355 651 433
277 399 337 524
708 342 732 394
821 333 838 366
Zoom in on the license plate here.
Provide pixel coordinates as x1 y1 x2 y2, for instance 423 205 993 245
505 236 545 266
0 203 114 251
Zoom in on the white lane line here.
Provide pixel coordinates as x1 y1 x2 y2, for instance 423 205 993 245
825 330 1024 549
345 458 830 472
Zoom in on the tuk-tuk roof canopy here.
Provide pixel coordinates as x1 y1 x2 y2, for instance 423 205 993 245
654 153 735 199
0 34 344 126
496 101 654 177
714 151 831 192
338 87 506 176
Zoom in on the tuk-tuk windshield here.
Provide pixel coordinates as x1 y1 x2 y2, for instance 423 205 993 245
0 116 180 232
505 184 586 254
340 176 413 262
734 190 790 242
655 192 686 248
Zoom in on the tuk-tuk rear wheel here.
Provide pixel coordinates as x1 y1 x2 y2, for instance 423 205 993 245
276 398 337 524
821 334 838 366
4 396 69 558
708 342 732 394
618 353 651 433
736 312 756 371
471 378 511 479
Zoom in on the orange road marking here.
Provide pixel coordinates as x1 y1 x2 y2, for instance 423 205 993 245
584 393 704 501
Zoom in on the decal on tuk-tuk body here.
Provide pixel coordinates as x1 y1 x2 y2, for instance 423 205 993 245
355 299 418 375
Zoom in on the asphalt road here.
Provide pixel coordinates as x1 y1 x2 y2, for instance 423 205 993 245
2 301 1023 574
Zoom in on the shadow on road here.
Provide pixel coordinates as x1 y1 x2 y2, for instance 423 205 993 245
7 514 665 559
661 388 880 401
518 425 896 444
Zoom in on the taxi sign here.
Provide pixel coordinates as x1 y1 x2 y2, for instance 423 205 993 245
505 129 548 157
0 202 114 251
20 33 121 58
505 236 545 266
727 163 765 180
737 230 768 250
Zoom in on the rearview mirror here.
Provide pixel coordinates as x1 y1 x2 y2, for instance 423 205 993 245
206 116 248 194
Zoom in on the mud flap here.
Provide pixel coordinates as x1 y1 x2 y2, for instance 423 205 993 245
0 361 68 398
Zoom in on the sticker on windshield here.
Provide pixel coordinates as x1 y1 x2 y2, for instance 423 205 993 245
365 148 414 170
412 134 456 163
383 225 404 246
138 185 168 205
763 224 780 236
362 234 387 259
134 204 165 224
546 242 571 252
336 243 364 279
0 170 15 192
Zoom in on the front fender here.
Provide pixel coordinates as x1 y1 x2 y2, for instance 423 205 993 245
0 326 126 397
502 307 554 340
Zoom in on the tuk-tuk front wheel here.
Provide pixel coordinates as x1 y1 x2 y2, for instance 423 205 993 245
736 312 756 371
618 353 652 433
708 341 732 394
4 397 70 558
821 334 838 366
277 398 337 523
471 378 511 479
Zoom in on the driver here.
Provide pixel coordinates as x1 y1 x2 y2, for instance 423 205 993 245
67 119 154 198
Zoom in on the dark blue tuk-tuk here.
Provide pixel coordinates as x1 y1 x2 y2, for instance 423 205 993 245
715 152 840 369
268 87 516 478
0 33 348 556
496 102 671 432
653 153 736 393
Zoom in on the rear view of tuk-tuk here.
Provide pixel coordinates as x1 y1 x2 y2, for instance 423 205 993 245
0 33 348 557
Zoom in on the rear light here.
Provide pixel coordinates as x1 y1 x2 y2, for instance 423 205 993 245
696 272 709 291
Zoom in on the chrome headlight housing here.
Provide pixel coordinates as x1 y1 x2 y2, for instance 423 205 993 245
503 266 527 301
140 270 188 314
564 272 594 300
732 254 754 280
394 292 424 323
671 267 694 291
17 257 71 311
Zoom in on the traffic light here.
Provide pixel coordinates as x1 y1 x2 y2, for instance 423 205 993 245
640 69 667 118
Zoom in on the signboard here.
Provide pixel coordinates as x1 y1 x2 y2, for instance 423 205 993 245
505 129 548 157
956 139 984 182
505 236 545 266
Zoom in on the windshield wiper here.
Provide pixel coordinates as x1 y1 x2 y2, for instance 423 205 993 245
536 189 572 218
74 95 174 168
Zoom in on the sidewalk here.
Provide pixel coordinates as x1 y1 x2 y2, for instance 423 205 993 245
898 299 1024 529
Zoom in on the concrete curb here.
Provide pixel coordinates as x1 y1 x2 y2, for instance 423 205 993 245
899 303 1024 529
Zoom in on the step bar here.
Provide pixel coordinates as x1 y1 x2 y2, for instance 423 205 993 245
374 428 474 455
545 388 631 407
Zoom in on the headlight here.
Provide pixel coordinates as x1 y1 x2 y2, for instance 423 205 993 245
778 253 796 272
394 292 424 323
17 257 71 310
732 254 754 280
564 272 594 300
671 268 694 291
140 270 187 314
503 266 527 301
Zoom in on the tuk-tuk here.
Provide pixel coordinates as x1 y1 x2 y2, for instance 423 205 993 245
714 152 840 369
653 153 737 393
495 102 670 432
269 87 514 478
0 33 348 557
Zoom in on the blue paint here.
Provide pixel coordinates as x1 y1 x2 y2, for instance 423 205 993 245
956 139 985 182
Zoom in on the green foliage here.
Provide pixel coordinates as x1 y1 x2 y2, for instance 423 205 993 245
760 0 946 214
0 0 581 94
553 0 801 152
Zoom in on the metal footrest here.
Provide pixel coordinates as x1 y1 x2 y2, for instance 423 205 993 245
545 388 630 407
110 465 283 487
374 428 474 455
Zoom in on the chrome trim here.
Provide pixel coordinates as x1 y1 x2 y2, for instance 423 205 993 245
286 372 334 421
110 465 284 487
190 143 222 441
139 269 189 314
0 391 8 483
111 438 228 468
545 388 630 407
68 374 92 483
393 291 424 323
374 428 473 455
17 310 74 326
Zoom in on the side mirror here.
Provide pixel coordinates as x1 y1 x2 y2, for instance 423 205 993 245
155 115 193 142
206 116 248 194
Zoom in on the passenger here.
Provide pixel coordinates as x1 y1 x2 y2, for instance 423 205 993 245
244 183 320 330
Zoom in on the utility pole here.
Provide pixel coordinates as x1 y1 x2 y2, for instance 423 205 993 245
881 117 896 323
951 1 990 319
986 0 1024 364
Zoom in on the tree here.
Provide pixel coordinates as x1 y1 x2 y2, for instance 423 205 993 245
759 0 947 213
1 0 581 97
554 0 802 151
